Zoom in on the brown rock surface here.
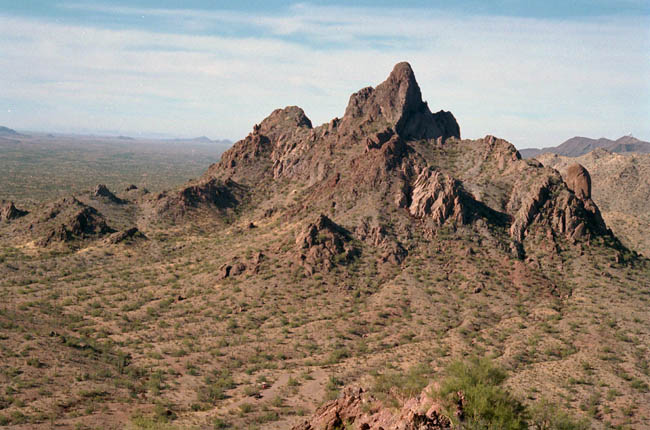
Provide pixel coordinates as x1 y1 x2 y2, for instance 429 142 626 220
538 150 650 255
32 197 113 246
409 169 467 226
0 200 27 221
291 386 450 430
296 214 358 274
565 163 591 199
93 184 124 204
104 227 145 245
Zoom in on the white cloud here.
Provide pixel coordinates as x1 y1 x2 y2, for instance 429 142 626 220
0 6 648 147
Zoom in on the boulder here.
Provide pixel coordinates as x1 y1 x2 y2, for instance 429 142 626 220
565 163 591 199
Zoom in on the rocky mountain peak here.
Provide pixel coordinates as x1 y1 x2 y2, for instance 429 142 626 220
342 62 460 141
373 61 422 124
257 106 312 139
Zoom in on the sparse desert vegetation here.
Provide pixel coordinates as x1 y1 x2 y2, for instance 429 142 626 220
1 63 649 430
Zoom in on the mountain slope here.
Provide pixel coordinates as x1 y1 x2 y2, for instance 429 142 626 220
0 63 648 430
519 135 650 158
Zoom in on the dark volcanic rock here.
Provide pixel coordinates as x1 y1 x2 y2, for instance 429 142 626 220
104 227 146 245
93 184 125 204
146 178 246 220
341 62 460 141
34 197 113 246
1 200 27 221
296 214 358 275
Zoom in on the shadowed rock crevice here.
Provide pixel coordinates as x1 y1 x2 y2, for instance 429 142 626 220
31 197 113 246
93 184 125 204
1 200 28 222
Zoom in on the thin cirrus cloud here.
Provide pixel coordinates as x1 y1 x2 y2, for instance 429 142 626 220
0 2 648 148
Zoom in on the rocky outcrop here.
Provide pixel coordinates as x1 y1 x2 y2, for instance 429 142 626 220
34 197 113 246
341 62 460 141
104 227 146 245
408 169 467 226
355 220 407 265
296 214 358 275
538 150 650 256
1 200 27 221
212 106 314 182
217 252 265 280
93 184 124 204
291 386 451 430
147 178 245 220
509 173 607 252
206 62 458 192
565 163 591 199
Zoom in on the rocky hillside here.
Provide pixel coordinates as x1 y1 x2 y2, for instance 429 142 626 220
537 149 650 257
0 63 649 430
520 135 650 158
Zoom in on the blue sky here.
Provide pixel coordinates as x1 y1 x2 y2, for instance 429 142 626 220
0 1 649 147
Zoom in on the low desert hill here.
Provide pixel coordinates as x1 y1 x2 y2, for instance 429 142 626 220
0 63 648 429
520 135 650 159
537 149 650 257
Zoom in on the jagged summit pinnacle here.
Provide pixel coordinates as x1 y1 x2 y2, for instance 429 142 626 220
342 61 459 141
373 62 422 124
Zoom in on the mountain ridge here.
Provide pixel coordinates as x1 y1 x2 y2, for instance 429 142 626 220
0 62 648 429
519 135 650 158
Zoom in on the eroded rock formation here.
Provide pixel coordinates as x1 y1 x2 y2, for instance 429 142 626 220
291 386 451 430
0 200 27 222
33 197 113 246
296 214 358 275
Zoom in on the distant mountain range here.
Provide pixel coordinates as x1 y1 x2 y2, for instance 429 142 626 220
163 136 232 145
0 126 232 146
0 126 21 136
519 135 650 158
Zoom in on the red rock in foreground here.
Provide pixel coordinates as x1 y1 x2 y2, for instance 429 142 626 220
291 386 452 430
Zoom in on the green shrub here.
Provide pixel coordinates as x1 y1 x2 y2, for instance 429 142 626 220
435 357 527 430
372 363 431 400
529 399 589 430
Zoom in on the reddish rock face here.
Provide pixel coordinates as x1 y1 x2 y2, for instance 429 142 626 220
291 386 451 430
565 163 592 199
341 62 460 141
295 214 358 275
